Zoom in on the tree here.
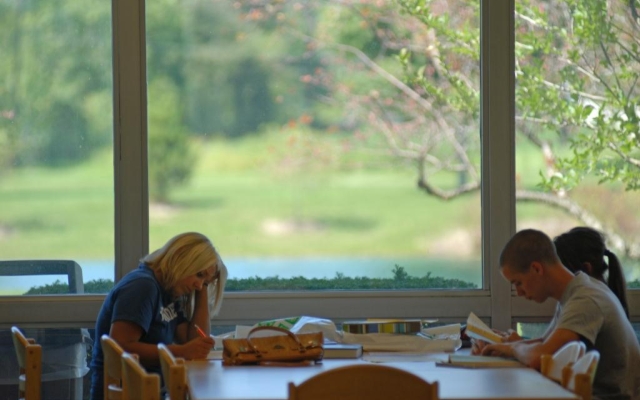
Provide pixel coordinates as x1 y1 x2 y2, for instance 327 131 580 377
230 0 640 259
395 0 640 257
148 78 197 203
0 0 112 168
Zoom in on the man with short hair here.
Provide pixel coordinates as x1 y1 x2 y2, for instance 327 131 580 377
483 229 640 400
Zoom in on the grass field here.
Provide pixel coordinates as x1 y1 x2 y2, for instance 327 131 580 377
1 129 639 291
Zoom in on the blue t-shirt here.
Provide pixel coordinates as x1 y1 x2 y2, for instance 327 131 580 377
90 264 187 400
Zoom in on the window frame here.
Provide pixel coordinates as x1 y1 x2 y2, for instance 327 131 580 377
1 0 637 330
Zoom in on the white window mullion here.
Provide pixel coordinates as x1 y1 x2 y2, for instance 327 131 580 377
113 0 149 279
481 0 516 331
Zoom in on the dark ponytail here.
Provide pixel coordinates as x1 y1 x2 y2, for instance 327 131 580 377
603 249 629 318
554 227 630 319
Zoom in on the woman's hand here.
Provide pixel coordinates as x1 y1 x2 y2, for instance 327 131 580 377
178 335 215 360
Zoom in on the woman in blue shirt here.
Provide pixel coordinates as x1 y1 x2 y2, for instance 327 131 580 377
90 232 227 400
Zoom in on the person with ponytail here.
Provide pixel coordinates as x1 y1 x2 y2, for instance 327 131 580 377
553 226 629 318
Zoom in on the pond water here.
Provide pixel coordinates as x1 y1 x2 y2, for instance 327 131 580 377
0 257 482 295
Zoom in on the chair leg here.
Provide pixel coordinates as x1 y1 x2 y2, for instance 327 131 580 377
574 374 591 400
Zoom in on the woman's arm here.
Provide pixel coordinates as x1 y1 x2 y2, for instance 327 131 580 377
189 287 211 338
174 286 211 344
109 320 161 367
110 320 214 365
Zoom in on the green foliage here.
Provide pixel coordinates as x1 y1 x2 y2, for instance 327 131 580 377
394 0 640 195
225 272 476 290
229 58 275 137
0 0 112 168
23 278 115 294
514 0 640 192
24 280 72 295
148 78 197 203
24 267 476 294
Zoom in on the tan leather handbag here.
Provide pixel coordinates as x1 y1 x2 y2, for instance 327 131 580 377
222 326 324 365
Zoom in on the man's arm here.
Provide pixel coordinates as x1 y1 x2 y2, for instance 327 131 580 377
481 328 581 369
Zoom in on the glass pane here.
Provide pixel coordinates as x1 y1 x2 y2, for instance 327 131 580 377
147 0 481 290
0 1 114 295
514 1 640 287
519 321 640 344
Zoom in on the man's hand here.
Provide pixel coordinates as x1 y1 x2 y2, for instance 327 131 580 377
471 329 521 355
471 338 490 355
481 342 515 358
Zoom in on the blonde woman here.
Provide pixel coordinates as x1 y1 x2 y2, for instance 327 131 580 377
90 232 227 400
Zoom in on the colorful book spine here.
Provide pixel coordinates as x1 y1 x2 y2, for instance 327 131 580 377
341 319 423 334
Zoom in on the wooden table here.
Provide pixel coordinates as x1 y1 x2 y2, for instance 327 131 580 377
187 357 579 400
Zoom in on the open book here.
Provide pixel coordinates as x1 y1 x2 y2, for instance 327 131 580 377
465 312 503 344
438 354 524 368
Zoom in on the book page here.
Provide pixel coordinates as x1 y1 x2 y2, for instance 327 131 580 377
465 312 503 344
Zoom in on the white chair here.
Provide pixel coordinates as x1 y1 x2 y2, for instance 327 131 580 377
540 341 586 383
288 364 439 400
158 343 188 400
563 350 600 400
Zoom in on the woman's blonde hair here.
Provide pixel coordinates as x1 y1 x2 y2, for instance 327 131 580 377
142 232 227 317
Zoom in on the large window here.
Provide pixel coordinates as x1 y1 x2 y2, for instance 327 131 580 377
0 0 114 296
146 0 483 291
514 0 640 284
2 1 635 332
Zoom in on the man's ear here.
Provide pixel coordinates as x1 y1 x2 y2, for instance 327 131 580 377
530 261 544 275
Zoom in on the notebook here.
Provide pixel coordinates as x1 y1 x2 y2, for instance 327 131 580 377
438 354 523 368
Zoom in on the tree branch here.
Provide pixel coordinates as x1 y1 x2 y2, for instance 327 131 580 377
516 190 640 258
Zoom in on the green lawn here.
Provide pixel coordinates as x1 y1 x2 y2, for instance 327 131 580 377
1 129 639 283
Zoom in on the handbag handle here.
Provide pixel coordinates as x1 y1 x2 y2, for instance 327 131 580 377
246 326 307 355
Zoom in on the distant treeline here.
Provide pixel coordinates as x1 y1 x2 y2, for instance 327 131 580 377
24 266 482 294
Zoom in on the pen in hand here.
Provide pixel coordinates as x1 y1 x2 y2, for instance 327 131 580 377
194 324 208 338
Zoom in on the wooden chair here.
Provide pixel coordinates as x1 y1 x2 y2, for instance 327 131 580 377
101 334 125 400
121 352 161 400
562 350 600 400
287 364 439 400
11 326 42 400
158 343 188 400
540 340 585 383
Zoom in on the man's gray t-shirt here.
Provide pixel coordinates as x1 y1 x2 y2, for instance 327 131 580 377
547 272 640 400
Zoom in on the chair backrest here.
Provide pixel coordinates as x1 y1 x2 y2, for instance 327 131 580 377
121 352 161 400
0 260 84 293
563 350 600 400
11 326 42 400
101 335 125 400
158 343 188 400
540 341 585 383
288 364 439 400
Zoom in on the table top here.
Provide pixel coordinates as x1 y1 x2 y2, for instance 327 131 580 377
187 356 579 400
